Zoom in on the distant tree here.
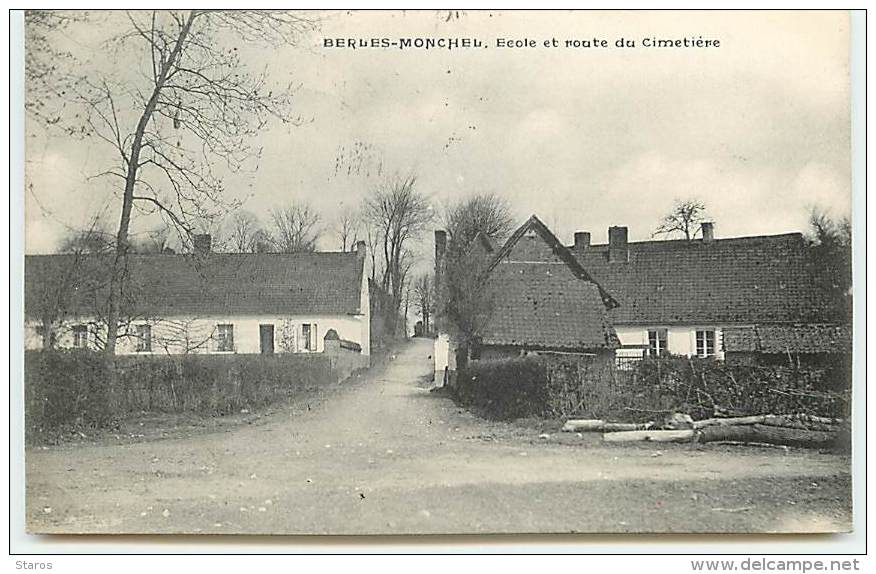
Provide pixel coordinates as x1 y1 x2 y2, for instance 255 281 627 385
268 201 321 253
653 199 709 240
59 222 114 254
444 192 514 250
333 206 360 252
363 173 433 336
130 226 174 253
412 274 434 334
225 210 268 253
807 207 852 321
438 193 511 352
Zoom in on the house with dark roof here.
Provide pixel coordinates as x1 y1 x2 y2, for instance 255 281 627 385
567 222 849 363
433 215 848 379
24 237 371 359
432 216 619 380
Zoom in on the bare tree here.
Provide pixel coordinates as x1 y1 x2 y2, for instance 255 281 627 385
32 10 318 356
224 210 267 253
653 199 709 240
412 274 434 334
334 206 360 252
364 173 433 335
130 225 175 253
268 201 321 253
25 10 87 124
444 192 514 249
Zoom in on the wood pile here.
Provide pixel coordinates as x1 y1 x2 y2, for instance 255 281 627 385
561 413 844 448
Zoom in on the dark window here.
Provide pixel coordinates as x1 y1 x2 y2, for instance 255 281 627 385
135 324 152 352
695 330 716 357
72 325 88 349
647 329 668 357
216 324 234 352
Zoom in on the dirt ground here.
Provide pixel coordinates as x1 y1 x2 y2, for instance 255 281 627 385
25 338 852 535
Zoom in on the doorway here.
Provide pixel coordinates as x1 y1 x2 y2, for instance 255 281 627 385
259 324 275 354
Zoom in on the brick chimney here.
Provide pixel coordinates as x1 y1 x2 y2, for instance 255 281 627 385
193 234 212 255
701 221 715 241
355 240 366 259
573 231 591 250
608 226 628 263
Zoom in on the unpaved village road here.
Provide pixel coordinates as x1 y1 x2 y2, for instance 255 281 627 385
26 338 851 535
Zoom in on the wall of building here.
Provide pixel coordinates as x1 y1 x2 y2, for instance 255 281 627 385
614 325 726 360
25 313 370 356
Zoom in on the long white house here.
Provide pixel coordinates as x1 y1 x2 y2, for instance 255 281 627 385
24 239 371 359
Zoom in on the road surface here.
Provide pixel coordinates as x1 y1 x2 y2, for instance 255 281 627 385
26 338 851 534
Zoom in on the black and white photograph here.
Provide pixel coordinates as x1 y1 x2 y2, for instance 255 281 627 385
17 8 857 541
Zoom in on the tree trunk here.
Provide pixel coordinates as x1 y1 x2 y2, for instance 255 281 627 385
103 11 196 359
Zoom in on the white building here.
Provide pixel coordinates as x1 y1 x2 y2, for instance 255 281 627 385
24 239 371 360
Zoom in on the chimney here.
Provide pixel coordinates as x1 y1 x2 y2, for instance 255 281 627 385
701 221 715 241
193 233 212 255
435 230 447 270
355 240 366 259
608 226 628 263
573 231 591 250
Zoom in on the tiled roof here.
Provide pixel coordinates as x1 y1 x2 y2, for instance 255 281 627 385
724 324 852 354
478 216 618 351
570 234 831 325
24 251 365 319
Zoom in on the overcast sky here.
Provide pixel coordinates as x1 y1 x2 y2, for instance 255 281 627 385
25 10 851 256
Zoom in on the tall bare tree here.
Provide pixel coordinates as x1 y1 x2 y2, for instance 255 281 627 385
364 173 433 335
268 201 321 253
224 210 267 253
29 10 318 356
653 199 709 240
333 206 360 252
412 273 434 334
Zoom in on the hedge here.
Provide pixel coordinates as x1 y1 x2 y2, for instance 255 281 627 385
25 350 336 443
455 357 550 420
455 354 850 422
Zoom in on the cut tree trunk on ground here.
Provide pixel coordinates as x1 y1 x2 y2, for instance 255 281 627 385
692 416 766 429
561 420 605 432
698 424 836 448
562 420 648 432
602 430 696 443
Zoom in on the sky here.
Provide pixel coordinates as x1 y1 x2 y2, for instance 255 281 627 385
24 10 851 258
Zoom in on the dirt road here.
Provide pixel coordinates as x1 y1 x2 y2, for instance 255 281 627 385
26 338 851 534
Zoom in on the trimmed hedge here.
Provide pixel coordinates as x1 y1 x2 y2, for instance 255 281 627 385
25 350 336 443
455 357 550 420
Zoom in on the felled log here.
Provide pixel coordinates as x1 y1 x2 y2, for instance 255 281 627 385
602 429 696 443
698 424 836 448
561 419 605 432
692 415 767 429
562 420 648 432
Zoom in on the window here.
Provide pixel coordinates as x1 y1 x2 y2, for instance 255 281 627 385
216 324 234 352
695 330 716 357
72 325 88 349
647 329 668 357
302 324 313 351
135 324 152 353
